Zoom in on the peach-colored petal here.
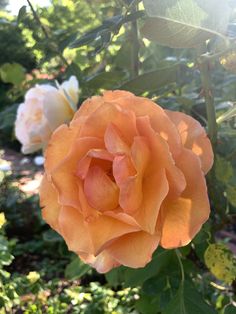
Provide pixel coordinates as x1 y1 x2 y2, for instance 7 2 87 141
84 166 119 211
79 251 120 273
109 94 182 158
133 167 169 234
160 149 210 248
104 123 130 154
107 231 160 268
79 101 137 143
77 149 113 180
77 180 99 220
103 90 134 101
51 137 104 209
73 96 104 120
137 116 186 199
40 174 61 233
165 110 213 174
118 174 143 214
131 136 150 174
113 155 136 185
113 154 141 213
87 214 139 255
45 124 79 174
58 206 93 253
105 210 141 228
114 137 149 214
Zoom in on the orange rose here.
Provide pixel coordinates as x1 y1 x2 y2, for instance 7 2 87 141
40 91 213 273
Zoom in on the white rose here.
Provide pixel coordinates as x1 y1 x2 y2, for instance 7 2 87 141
15 76 79 154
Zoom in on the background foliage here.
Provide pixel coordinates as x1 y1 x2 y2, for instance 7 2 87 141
0 0 235 313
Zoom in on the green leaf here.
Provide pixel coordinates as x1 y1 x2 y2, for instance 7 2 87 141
163 281 217 314
42 230 63 243
226 185 236 207
204 243 236 284
0 63 25 85
224 305 236 314
85 71 127 90
135 293 161 314
0 252 14 266
142 275 167 296
217 105 236 124
142 0 230 48
17 5 27 24
105 267 125 288
124 250 178 287
65 257 90 280
119 64 184 94
215 155 233 184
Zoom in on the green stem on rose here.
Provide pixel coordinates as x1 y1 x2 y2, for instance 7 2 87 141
175 249 185 285
197 45 218 146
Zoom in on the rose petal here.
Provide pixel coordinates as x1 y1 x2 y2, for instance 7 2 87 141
103 90 134 101
87 214 139 255
114 137 150 214
79 101 137 143
60 75 79 109
79 251 120 273
51 137 104 209
107 231 160 268
59 206 93 253
104 123 130 154
40 174 61 232
43 90 75 130
113 155 136 186
77 149 113 180
73 96 104 120
165 110 214 174
45 124 80 174
84 166 119 211
109 94 182 158
133 167 168 234
137 116 186 199
160 149 210 248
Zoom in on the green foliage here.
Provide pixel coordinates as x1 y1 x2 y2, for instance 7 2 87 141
142 0 231 48
120 63 186 94
0 17 36 70
163 281 217 314
65 256 91 280
0 63 25 85
215 155 233 184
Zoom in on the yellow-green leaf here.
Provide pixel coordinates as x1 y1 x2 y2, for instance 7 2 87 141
0 63 25 85
204 243 236 284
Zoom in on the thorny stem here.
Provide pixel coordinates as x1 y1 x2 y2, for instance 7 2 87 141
197 46 218 146
26 0 71 71
130 3 139 79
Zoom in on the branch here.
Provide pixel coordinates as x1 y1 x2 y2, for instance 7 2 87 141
26 0 71 70
130 3 139 79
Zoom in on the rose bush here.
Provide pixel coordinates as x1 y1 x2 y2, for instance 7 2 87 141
15 76 79 154
40 90 213 273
